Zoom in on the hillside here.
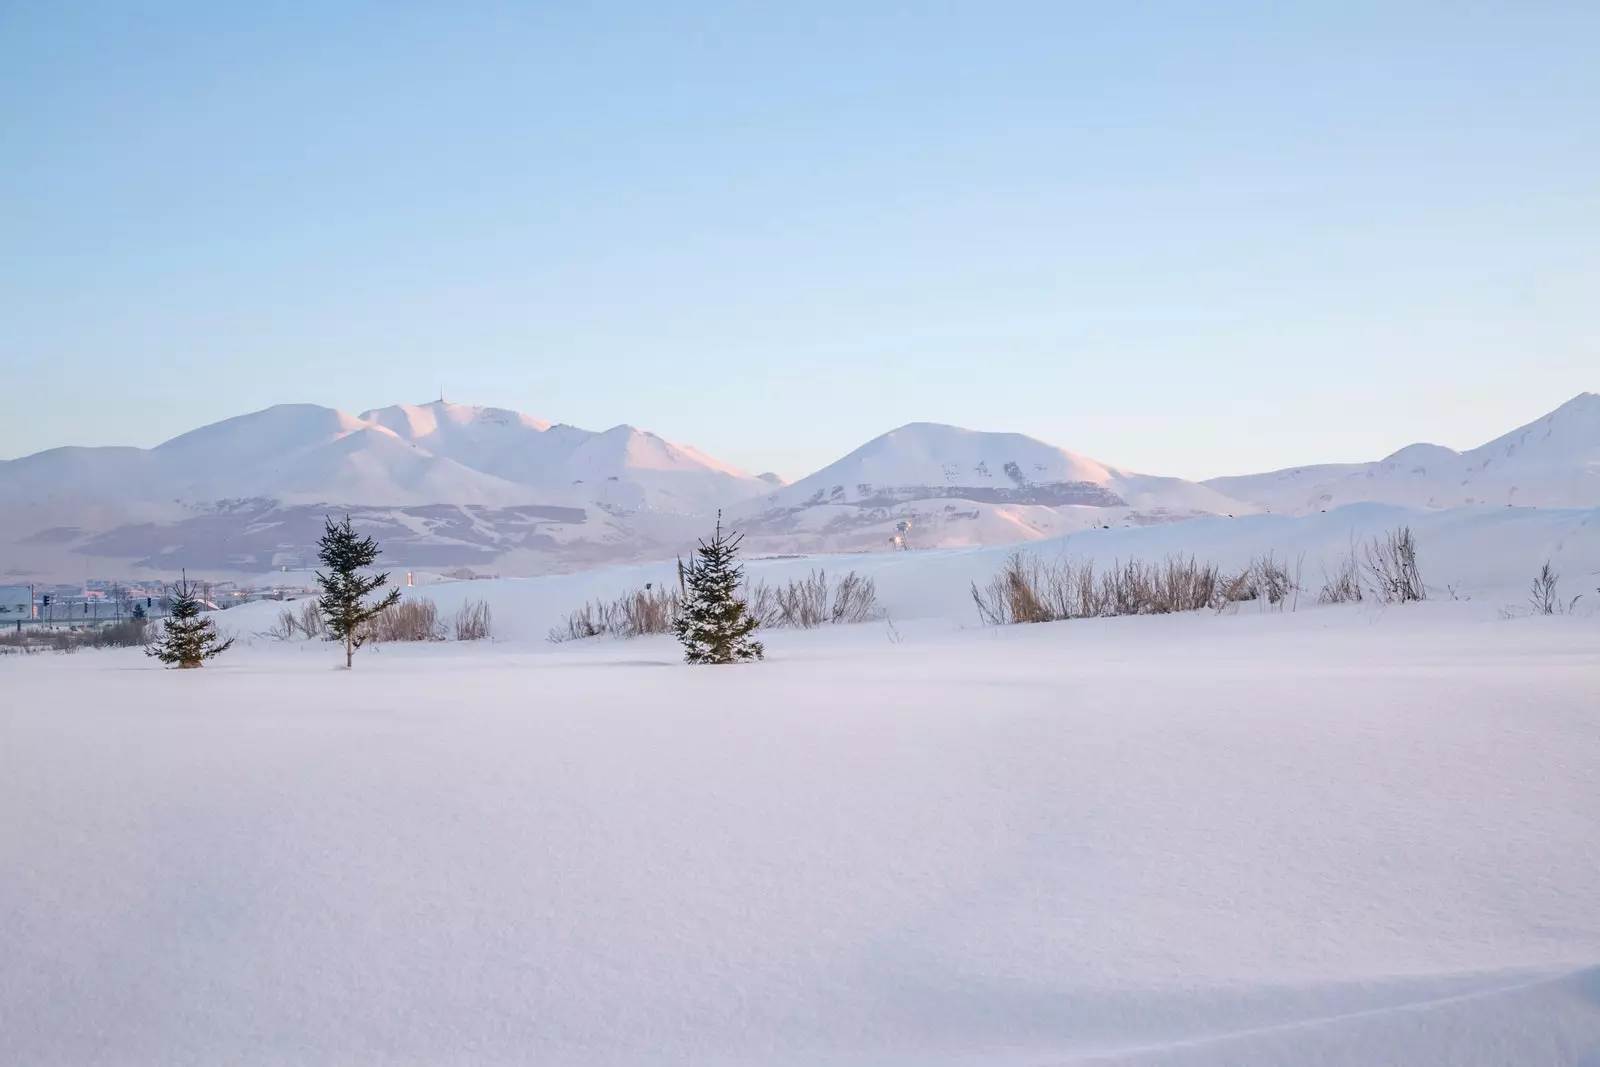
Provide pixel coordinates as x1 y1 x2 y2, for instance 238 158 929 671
1207 392 1600 514
4 394 1598 581
736 422 1250 554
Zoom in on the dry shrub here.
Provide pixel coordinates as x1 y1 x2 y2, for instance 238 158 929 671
92 619 150 648
747 569 883 629
1219 553 1299 611
1523 562 1585 616
0 629 81 653
972 552 1225 624
549 584 681 643
453 599 492 641
365 598 442 642
549 569 879 642
548 601 606 643
1318 544 1364 605
264 600 329 641
1364 526 1425 603
265 607 299 641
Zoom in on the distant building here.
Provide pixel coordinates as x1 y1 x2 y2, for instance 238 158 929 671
0 585 32 616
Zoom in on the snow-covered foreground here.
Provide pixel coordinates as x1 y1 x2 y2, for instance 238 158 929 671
4 609 1599 1065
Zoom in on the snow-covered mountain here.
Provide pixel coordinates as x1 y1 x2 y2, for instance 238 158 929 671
0 401 769 578
733 423 1248 554
0 401 768 513
1206 392 1600 514
4 393 1596 580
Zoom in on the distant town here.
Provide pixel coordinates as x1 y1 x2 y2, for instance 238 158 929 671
0 578 319 628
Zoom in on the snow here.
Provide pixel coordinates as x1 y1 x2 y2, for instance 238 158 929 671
213 501 1599 644
3 603 1598 1065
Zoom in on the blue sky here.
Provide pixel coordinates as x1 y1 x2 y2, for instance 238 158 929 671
2 1 1595 479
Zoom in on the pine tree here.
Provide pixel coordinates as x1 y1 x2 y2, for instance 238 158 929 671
674 512 764 664
316 515 401 669
145 571 234 668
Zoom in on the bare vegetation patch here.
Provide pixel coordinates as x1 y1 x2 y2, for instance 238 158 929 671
971 552 1247 625
549 569 880 643
1363 526 1426 603
1317 543 1364 605
1 619 153 654
548 584 681 643
364 598 443 643
453 599 493 641
263 600 328 641
746 569 882 629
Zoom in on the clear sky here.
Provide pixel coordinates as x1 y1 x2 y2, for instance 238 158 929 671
2 2 1595 480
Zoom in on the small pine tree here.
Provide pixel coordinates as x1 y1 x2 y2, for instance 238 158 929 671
316 515 401 668
146 572 234 668
131 602 147 621
674 512 764 664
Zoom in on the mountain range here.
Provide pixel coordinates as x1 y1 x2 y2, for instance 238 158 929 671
2 393 1595 581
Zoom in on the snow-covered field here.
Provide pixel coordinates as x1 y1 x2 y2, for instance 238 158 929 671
4 583 1599 1064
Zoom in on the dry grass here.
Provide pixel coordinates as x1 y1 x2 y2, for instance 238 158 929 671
0 619 149 654
1363 526 1426 603
746 569 882 629
972 551 1302 625
264 600 328 641
548 584 681 643
364 598 443 643
549 569 880 643
92 619 150 648
453 599 493 641
1218 553 1299 610
973 552 1231 624
1317 544 1364 605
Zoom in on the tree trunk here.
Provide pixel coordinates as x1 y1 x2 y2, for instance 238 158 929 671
346 631 353 669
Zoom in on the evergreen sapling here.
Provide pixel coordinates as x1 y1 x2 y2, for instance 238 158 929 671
316 515 402 668
674 513 764 664
146 571 234 668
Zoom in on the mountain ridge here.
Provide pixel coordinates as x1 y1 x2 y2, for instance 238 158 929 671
2 393 1595 579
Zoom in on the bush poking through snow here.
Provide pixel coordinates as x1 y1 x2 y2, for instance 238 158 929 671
1218 553 1298 610
93 619 150 648
1529 561 1559 616
364 598 443 642
547 585 681 643
265 600 333 641
971 552 1242 625
549 569 879 643
297 601 325 639
746 569 882 629
453 599 493 641
1318 545 1364 605
265 608 299 641
1363 526 1426 603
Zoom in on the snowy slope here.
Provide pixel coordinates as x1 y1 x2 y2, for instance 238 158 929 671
6 593 1599 1064
7 396 1599 580
0 400 768 513
218 500 1600 641
0 401 773 578
357 402 768 511
1207 392 1600 513
764 423 1243 513
735 422 1251 555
